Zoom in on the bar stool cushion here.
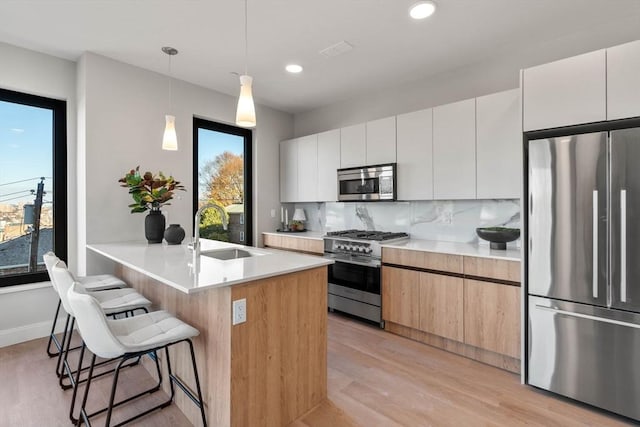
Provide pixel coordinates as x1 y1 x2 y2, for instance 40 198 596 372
51 261 151 317
68 283 199 359
43 251 126 291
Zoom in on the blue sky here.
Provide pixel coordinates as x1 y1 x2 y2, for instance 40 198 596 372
0 100 52 205
197 128 243 199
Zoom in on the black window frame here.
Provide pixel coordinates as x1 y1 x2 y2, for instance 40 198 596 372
193 117 253 246
0 87 67 287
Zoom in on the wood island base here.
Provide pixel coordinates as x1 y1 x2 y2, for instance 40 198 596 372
116 264 328 427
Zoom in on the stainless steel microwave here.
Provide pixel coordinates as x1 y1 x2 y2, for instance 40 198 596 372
337 163 396 202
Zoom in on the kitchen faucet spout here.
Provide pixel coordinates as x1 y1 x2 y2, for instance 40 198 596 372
190 203 228 252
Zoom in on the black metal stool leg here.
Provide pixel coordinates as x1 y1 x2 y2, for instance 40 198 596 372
77 353 97 427
46 298 63 357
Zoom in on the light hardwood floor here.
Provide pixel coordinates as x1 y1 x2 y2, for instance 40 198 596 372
1 314 635 426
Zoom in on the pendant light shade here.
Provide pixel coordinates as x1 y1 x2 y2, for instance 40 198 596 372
161 46 178 151
236 75 256 128
162 115 178 150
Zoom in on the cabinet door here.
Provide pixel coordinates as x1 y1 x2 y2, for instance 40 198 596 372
366 116 396 165
317 129 341 201
433 99 476 199
464 279 520 358
297 135 318 202
419 272 464 342
340 123 366 168
382 266 420 329
476 89 522 199
607 40 640 120
523 49 606 131
280 138 298 202
396 108 433 200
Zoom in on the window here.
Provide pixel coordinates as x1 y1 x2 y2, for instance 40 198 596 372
193 118 252 246
0 88 67 286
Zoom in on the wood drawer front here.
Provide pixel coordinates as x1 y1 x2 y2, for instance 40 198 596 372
464 279 520 358
263 234 323 255
383 247 463 274
382 266 420 329
463 256 520 283
419 272 464 342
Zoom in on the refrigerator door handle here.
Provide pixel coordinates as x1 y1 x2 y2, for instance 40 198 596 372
535 305 640 329
593 190 598 299
621 189 627 303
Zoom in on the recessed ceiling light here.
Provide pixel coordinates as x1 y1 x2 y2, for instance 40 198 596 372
285 64 303 73
409 1 436 20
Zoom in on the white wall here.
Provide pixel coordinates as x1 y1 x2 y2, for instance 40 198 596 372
1 47 291 347
294 21 640 136
0 42 76 347
77 53 292 274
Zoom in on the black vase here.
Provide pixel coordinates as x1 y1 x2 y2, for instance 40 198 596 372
164 224 186 245
145 210 166 244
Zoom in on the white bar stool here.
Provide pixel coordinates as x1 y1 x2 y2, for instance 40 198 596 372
67 282 207 427
43 252 127 358
50 261 152 393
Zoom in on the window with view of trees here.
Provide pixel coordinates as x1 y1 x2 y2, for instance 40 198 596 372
0 88 67 287
193 118 252 245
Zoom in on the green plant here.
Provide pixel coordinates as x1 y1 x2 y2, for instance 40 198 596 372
118 166 185 213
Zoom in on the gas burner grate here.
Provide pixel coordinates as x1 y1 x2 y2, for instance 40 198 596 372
325 229 409 241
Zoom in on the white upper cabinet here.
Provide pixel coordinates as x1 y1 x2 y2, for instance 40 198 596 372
366 116 396 165
396 108 433 200
476 89 522 200
523 49 606 131
340 124 366 168
296 135 318 202
607 40 640 121
433 99 476 200
280 138 298 202
317 129 341 202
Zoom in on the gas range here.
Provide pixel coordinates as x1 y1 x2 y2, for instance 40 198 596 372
323 229 409 260
324 229 409 327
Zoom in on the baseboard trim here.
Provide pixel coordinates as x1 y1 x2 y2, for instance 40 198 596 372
0 316 66 348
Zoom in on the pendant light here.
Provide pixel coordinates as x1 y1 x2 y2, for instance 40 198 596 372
162 46 179 151
235 0 256 128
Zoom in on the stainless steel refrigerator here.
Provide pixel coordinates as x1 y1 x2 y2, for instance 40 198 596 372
528 128 640 421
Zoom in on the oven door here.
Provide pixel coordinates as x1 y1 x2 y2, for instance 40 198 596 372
327 258 381 295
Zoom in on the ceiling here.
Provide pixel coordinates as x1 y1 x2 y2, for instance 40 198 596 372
1 0 640 114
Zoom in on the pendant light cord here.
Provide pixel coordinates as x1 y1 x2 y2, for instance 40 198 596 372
168 54 173 113
244 0 248 75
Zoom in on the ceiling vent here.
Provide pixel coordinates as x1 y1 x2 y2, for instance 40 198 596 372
319 41 354 58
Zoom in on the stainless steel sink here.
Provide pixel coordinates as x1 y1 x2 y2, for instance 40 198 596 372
200 248 254 260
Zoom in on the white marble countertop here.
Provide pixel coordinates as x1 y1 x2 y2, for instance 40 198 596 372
262 231 324 240
87 239 333 295
381 239 521 261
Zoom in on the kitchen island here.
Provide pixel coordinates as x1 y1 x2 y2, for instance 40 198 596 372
87 240 333 427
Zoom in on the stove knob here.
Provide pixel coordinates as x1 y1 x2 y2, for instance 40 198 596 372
346 245 354 251
364 247 373 254
336 244 344 250
356 246 365 253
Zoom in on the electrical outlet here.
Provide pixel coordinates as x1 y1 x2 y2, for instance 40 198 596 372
270 209 276 218
232 298 247 325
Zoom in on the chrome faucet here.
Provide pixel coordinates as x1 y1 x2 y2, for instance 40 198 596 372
190 203 229 252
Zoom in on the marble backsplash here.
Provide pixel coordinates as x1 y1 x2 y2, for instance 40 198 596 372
287 199 520 245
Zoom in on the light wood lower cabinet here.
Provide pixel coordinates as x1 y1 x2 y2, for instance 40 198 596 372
463 279 520 359
382 267 420 329
382 267 463 342
420 273 464 342
382 253 521 373
262 233 324 255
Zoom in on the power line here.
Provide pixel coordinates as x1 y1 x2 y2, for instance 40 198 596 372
0 177 50 187
0 194 33 202
0 189 32 197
